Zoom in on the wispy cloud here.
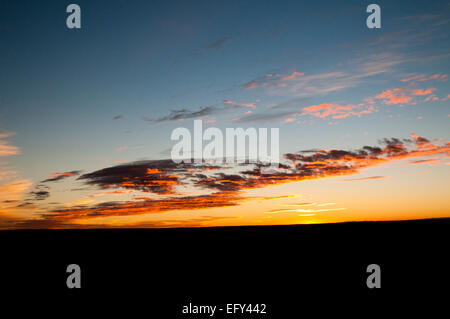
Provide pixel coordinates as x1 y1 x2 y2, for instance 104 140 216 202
144 101 251 123
340 176 388 182
144 105 219 122
41 171 82 183
223 100 256 108
0 132 20 157
232 111 294 123
401 73 447 82
242 54 409 97
204 36 232 50
408 159 439 165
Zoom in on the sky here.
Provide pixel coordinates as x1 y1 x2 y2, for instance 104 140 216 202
0 0 449 229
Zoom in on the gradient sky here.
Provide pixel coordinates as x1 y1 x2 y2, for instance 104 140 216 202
0 0 449 229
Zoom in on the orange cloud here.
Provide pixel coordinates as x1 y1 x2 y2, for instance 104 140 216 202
301 103 376 119
408 159 439 165
4 135 449 228
0 180 32 201
411 88 436 96
371 84 439 105
32 191 243 226
374 87 413 105
0 132 20 157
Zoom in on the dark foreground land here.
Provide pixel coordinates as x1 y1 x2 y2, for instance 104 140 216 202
1 218 449 315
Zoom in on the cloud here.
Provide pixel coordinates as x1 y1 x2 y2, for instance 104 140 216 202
205 36 232 50
29 190 50 201
0 180 32 202
77 159 222 195
144 101 252 123
266 207 346 214
223 100 256 108
401 73 447 82
370 84 437 105
232 111 294 123
29 191 243 226
242 71 350 96
41 171 82 183
265 202 345 214
195 135 449 193
3 134 449 228
242 54 409 97
268 97 309 110
340 176 388 182
376 89 413 105
243 81 259 90
408 159 439 165
279 72 305 81
0 132 19 157
300 103 376 119
144 105 220 122
0 134 32 211
411 88 436 96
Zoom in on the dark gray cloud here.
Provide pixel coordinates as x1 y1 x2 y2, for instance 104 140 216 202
205 36 232 50
144 102 247 123
29 190 50 201
144 105 219 122
78 159 223 195
41 170 82 183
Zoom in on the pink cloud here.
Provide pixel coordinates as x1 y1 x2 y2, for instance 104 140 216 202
401 75 427 82
424 95 439 102
401 73 447 82
428 73 448 81
243 81 259 90
279 71 304 81
242 70 305 90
